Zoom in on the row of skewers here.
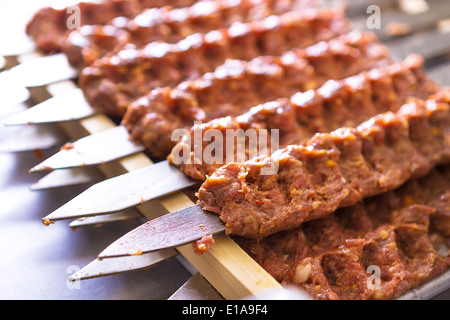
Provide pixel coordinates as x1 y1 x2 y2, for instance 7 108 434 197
2 0 450 299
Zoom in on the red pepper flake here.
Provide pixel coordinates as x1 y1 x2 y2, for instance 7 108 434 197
60 143 74 151
43 219 55 226
130 248 142 256
192 234 215 255
32 149 45 161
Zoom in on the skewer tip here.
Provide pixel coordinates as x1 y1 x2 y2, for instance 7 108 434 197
29 164 54 174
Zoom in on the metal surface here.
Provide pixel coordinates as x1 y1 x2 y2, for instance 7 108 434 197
428 61 450 86
69 208 143 229
30 167 104 190
398 270 450 300
352 0 450 42
0 124 65 153
345 0 396 19
98 204 225 259
387 29 450 61
169 273 224 300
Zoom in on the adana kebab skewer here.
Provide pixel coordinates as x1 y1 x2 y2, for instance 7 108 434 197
96 90 450 258
41 53 439 223
26 0 201 54
28 30 389 171
197 91 450 239
5 7 347 124
168 54 437 181
236 164 450 300
8 0 322 88
63 0 319 70
79 7 348 118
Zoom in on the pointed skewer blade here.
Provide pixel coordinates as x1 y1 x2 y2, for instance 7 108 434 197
0 72 30 109
0 124 65 153
98 204 225 259
6 53 77 88
3 88 96 126
168 272 224 300
69 209 143 229
69 248 177 282
42 160 198 222
30 167 104 191
29 126 144 173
